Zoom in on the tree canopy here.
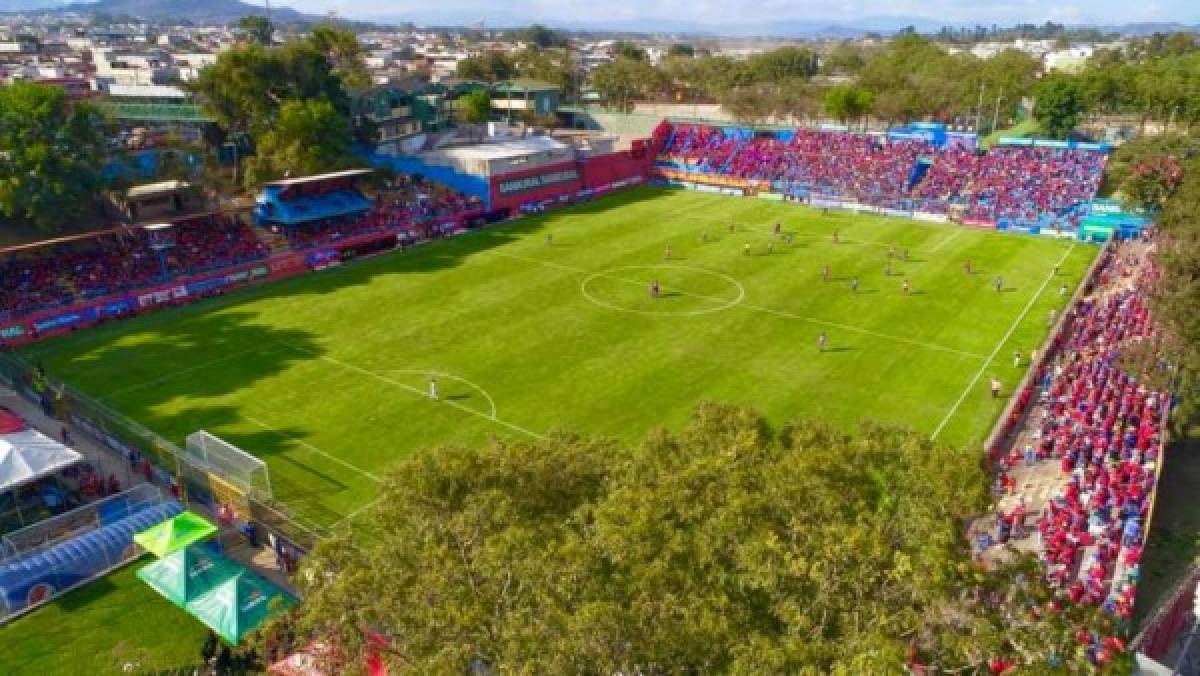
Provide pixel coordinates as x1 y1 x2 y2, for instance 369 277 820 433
0 82 108 233
186 24 365 188
1033 74 1085 139
273 403 1126 673
458 89 492 125
236 15 274 46
824 85 875 126
243 98 355 187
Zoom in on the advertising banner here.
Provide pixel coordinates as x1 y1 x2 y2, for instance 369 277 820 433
496 168 581 196
306 249 340 270
912 211 950 223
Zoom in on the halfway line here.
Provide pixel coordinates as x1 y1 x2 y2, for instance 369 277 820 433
490 250 985 360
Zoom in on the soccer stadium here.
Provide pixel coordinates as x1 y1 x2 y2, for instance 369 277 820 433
0 25 1196 671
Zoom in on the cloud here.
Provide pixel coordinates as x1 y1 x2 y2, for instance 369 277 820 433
285 0 1197 26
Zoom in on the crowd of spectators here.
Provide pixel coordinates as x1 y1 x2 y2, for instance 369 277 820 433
278 178 483 250
979 237 1163 667
0 175 485 322
0 216 267 321
659 124 1108 227
965 146 1108 227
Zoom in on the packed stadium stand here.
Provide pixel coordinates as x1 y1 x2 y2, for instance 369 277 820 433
973 237 1164 668
0 215 267 321
657 123 1109 230
0 172 485 329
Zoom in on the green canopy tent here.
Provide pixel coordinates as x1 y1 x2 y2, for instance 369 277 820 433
136 544 241 607
185 569 294 644
133 510 217 558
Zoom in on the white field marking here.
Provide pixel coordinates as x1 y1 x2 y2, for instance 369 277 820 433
102 346 264 401
336 493 389 527
243 414 385 484
929 242 1077 441
927 228 965 254
383 369 499 419
276 341 544 440
580 264 746 317
492 250 986 360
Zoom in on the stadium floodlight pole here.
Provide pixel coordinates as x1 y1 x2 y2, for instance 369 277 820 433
991 93 1005 134
974 81 986 133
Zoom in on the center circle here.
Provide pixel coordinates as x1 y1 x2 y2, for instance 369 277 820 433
580 265 746 316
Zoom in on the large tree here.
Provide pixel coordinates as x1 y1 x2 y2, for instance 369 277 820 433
455 52 516 83
270 403 1127 673
591 57 666 111
236 15 274 46
243 98 354 188
824 85 875 126
458 89 492 124
1033 74 1085 139
0 82 108 233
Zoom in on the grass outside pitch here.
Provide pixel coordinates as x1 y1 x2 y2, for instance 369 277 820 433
24 187 1097 531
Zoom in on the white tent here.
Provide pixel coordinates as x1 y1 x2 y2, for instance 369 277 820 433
0 429 84 494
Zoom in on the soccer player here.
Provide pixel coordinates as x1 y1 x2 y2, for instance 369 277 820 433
901 248 909 262
817 332 827 352
744 243 751 256
429 376 439 401
1059 282 1068 297
888 244 896 259
664 243 672 260
545 233 553 246
728 217 736 233
885 260 892 277
767 241 775 255
773 222 781 235
785 233 794 246
701 229 709 243
650 279 660 298
994 276 1003 293
964 260 972 275
832 229 839 244
1013 349 1022 368
850 276 859 293
1054 264 1061 276
822 264 830 282
901 279 910 295
990 377 1002 398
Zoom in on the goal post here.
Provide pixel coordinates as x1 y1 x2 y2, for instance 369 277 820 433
183 431 273 509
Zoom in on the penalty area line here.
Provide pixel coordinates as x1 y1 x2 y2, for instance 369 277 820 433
243 414 385 484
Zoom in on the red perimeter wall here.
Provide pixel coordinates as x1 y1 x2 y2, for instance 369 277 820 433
487 145 656 213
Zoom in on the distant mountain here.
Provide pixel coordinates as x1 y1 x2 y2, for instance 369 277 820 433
0 0 308 23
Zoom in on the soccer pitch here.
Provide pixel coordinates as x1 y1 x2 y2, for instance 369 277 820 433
26 186 1097 531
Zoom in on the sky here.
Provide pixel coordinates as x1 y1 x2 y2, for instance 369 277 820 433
275 0 1199 27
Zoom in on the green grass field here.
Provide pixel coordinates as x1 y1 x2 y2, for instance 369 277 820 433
0 562 209 675
25 186 1095 531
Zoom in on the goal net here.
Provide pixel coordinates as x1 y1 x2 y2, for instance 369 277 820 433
184 430 273 502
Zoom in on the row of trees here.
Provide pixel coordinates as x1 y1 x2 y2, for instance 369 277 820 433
590 35 1041 130
1104 134 1200 423
272 403 1128 672
587 32 1199 140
